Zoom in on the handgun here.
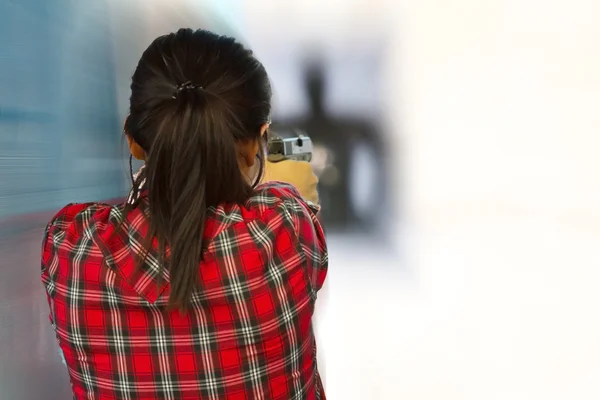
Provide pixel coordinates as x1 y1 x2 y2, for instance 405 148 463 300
267 128 313 163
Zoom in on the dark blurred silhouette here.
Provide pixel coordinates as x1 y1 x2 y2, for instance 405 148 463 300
275 58 388 232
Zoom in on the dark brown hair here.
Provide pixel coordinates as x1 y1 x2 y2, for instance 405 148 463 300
124 28 271 311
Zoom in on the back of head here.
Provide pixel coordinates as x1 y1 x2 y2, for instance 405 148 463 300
124 28 272 311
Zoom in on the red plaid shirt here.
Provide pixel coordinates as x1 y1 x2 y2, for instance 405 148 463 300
41 181 328 400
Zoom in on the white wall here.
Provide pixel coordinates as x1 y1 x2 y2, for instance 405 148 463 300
383 1 600 398
389 0 600 226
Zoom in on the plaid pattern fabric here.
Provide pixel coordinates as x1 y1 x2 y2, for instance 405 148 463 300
41 181 328 400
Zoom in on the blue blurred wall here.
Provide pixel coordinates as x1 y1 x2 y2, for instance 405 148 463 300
0 0 126 218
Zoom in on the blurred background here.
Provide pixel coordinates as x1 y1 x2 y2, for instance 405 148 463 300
1 0 600 399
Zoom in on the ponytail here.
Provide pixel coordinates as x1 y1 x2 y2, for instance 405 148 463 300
140 88 256 312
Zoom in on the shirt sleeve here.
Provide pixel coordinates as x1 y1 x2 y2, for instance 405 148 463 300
297 198 328 293
41 203 90 325
266 182 328 294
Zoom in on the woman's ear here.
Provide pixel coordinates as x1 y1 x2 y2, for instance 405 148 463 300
260 123 269 138
237 124 269 172
126 134 146 161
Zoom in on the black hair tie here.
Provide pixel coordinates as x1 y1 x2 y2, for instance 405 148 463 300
172 81 202 99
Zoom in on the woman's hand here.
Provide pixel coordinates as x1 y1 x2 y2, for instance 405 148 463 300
262 160 319 204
